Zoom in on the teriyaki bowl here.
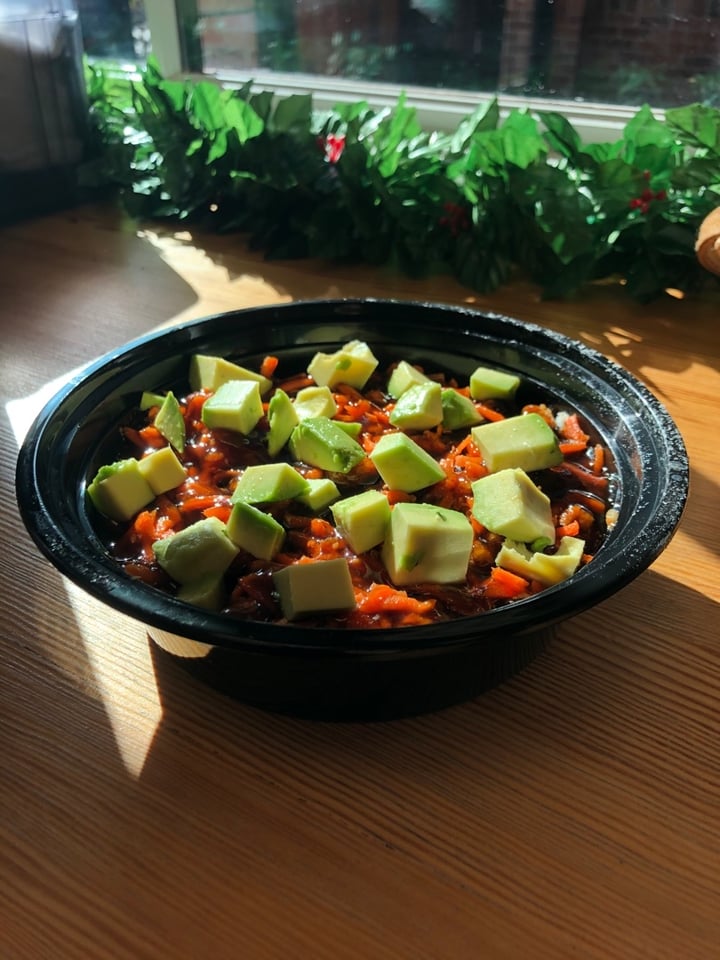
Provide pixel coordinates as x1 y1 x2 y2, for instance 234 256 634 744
15 299 689 720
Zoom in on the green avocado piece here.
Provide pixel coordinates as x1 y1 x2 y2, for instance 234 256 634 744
226 502 285 560
189 354 272 395
293 385 337 420
495 535 585 586
137 445 187 495
140 391 165 411
441 388 482 430
387 360 431 399
87 458 154 522
369 432 445 492
296 478 341 513
307 340 378 390
231 463 310 504
382 502 473 586
267 389 299 457
471 467 555 543
334 420 362 438
152 516 240 584
469 366 521 400
201 379 263 435
289 417 367 474
331 489 391 554
471 412 562 473
272 557 356 621
389 381 443 431
176 573 226 611
154 391 186 454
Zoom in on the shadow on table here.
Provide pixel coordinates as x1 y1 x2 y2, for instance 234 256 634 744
140 560 719 781
147 222 720 379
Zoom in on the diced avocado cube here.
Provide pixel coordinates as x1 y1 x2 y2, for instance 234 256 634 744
189 354 272 395
267 389 299 457
289 417 367 474
469 366 521 400
154 391 186 454
273 557 356 620
201 379 263 435
87 458 154 522
495 535 585 586
140 391 165 411
334 420 363 438
296 478 341 512
382 502 473 586
369 432 445 492
231 463 310 504
471 467 555 543
137 445 187 495
307 340 379 390
441 388 482 431
331 490 391 554
471 412 562 473
387 360 431 398
293 385 337 420
226 502 285 560
152 516 239 584
389 381 443 431
176 573 225 611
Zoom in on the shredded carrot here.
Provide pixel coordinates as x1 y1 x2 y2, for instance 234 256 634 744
453 433 475 455
483 566 531 599
178 495 228 514
309 517 335 538
591 443 605 475
522 403 555 426
260 355 279 379
559 439 588 456
476 403 506 422
559 412 590 443
276 373 314 394
551 461 609 495
203 504 232 523
385 489 416 505
138 425 166 448
355 583 436 617
556 520 581 539
452 454 487 480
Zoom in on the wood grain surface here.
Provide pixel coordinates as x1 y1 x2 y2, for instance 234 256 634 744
1 204 718 960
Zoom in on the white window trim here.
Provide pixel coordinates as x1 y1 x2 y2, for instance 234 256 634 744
144 0 658 144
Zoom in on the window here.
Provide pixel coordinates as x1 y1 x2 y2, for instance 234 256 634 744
75 0 720 139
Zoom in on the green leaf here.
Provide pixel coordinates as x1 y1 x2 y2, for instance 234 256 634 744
499 111 546 169
223 95 265 143
449 99 499 153
189 81 227 131
271 94 313 133
538 111 582 159
207 130 228 163
665 103 720 153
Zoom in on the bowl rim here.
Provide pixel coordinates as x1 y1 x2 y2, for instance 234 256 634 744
15 297 690 657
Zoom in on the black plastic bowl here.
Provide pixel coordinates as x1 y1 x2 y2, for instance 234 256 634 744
15 299 689 719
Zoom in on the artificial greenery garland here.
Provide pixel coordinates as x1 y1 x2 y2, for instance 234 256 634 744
83 57 720 301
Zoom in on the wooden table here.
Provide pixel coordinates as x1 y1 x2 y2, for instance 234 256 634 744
1 204 718 960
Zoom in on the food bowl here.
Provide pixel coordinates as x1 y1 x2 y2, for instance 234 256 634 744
15 299 689 720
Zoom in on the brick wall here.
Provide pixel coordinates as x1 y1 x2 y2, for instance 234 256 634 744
574 0 720 102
